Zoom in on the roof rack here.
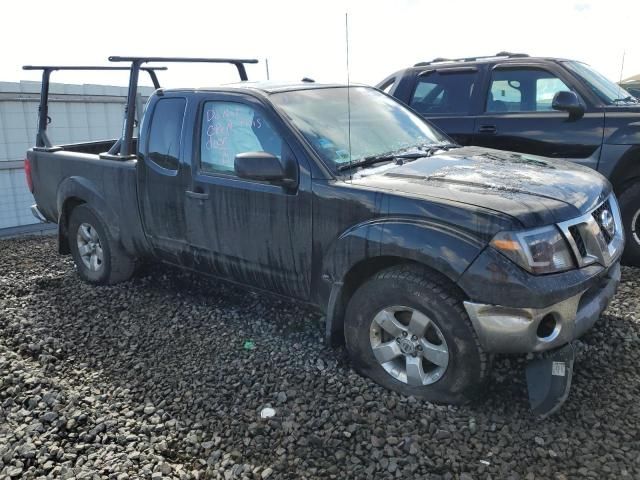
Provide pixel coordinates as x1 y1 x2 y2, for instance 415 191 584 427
22 65 168 149
24 56 259 156
108 56 259 157
414 51 529 67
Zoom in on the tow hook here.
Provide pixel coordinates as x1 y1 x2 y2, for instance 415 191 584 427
525 343 575 418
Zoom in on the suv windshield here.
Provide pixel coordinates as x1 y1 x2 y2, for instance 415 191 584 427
270 86 449 170
564 61 637 105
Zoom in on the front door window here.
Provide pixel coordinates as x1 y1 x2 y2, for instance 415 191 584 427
486 68 573 113
200 101 283 175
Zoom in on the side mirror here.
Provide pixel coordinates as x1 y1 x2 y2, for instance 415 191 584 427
552 91 585 118
234 151 297 187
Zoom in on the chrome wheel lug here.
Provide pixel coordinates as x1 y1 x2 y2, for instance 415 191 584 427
411 335 417 341
402 331 408 337
417 345 423 351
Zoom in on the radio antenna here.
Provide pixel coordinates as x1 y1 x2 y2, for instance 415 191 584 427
345 12 353 181
265 58 270 80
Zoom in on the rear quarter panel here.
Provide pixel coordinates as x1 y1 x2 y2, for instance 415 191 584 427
28 149 149 256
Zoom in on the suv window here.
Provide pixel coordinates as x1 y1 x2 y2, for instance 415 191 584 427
147 98 186 171
200 101 282 175
410 71 477 115
486 68 572 113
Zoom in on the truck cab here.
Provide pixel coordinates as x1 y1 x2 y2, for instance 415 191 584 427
136 86 315 299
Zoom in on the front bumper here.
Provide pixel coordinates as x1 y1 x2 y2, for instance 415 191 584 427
463 262 620 353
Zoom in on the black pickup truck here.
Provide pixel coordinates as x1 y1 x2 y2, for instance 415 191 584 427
26 57 623 414
379 53 640 265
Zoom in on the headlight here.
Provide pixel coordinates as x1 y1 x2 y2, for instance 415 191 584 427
490 225 575 274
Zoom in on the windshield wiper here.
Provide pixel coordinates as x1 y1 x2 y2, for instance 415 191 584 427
337 151 427 171
337 142 461 172
612 96 639 104
416 142 461 152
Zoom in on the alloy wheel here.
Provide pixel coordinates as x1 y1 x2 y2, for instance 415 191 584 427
76 222 104 272
369 305 449 386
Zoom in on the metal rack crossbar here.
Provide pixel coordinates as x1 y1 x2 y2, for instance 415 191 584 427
22 65 167 149
107 56 258 156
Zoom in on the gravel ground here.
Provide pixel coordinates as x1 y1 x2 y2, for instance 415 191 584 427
0 236 639 480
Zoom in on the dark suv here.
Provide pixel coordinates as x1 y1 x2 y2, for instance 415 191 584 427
379 52 640 265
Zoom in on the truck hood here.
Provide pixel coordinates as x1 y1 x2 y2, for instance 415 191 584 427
351 146 611 228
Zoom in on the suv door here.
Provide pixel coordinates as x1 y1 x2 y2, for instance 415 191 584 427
473 64 605 168
185 93 312 299
407 67 480 145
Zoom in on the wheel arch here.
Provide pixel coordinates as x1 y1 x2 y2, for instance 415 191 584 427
606 145 640 194
58 196 86 254
324 255 473 346
321 218 487 345
56 177 121 255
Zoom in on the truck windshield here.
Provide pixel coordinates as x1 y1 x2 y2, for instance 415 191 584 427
270 86 449 170
564 61 637 105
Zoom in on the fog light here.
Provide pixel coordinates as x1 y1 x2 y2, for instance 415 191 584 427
537 314 558 340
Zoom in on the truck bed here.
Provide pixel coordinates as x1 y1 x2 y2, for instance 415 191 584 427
53 138 138 156
27 143 149 257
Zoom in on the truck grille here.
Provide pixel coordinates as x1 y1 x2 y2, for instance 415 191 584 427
592 200 614 244
558 194 624 268
568 225 587 256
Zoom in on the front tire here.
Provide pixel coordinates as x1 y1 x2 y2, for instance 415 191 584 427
619 183 640 266
68 204 135 285
344 265 490 404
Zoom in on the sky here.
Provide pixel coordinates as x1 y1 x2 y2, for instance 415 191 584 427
4 0 640 88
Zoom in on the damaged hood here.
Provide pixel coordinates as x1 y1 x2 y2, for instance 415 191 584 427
351 146 611 228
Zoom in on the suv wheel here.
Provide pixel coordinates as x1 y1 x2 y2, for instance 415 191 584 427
344 265 490 404
68 205 136 285
619 182 640 266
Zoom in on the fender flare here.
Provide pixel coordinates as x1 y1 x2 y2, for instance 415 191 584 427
56 176 121 253
605 144 640 192
321 218 486 343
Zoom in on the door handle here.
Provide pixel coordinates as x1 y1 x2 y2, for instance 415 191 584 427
185 190 209 200
478 124 497 134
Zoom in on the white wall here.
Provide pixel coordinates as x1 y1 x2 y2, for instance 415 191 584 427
0 81 153 232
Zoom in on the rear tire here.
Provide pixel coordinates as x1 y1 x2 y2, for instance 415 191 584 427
619 182 640 266
344 264 490 404
68 204 135 285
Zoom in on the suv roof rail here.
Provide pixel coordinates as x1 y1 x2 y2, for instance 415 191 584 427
413 51 529 67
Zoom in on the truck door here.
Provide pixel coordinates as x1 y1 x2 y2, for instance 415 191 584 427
472 64 605 169
137 96 191 261
185 93 312 299
407 68 480 146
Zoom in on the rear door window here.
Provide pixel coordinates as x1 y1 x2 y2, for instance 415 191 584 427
410 71 477 115
146 98 186 171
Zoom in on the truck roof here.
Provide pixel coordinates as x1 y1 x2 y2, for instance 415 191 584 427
161 81 356 95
